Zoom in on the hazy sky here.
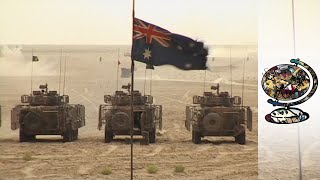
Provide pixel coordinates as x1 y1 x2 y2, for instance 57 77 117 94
0 0 257 45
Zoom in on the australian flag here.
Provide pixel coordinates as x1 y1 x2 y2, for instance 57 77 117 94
131 18 208 70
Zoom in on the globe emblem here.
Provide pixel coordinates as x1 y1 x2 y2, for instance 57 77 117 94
261 58 317 124
262 64 310 101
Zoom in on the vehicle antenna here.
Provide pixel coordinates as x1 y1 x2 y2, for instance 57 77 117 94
63 54 67 95
30 48 34 94
59 48 62 95
230 47 233 97
241 48 247 107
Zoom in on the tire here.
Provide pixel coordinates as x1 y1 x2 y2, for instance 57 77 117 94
235 131 246 145
19 129 28 142
28 135 36 141
63 124 73 142
70 131 73 141
149 129 156 143
19 128 35 142
141 131 149 145
104 125 113 143
192 130 201 144
71 130 75 141
202 113 222 131
74 129 79 140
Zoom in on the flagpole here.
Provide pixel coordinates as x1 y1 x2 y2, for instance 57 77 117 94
144 67 147 95
291 0 302 179
150 69 152 95
130 0 135 179
30 48 34 94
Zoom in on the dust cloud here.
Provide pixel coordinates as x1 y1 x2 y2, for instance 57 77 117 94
0 45 58 76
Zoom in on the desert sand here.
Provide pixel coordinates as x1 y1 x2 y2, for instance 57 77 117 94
0 45 257 180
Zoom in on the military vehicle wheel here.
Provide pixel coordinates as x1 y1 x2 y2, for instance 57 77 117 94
141 131 149 145
74 129 79 140
19 129 35 142
19 129 28 142
71 130 76 141
192 130 201 144
104 126 113 143
235 131 246 145
149 129 156 143
63 125 73 142
28 135 36 141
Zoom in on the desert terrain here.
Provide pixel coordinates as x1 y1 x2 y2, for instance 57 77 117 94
0 45 258 180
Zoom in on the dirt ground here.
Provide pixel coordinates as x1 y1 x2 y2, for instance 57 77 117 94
0 78 257 180
0 46 258 179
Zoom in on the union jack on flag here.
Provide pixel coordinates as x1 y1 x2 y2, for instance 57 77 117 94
133 18 171 47
131 18 208 70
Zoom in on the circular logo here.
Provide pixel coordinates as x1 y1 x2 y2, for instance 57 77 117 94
261 64 310 101
261 59 317 124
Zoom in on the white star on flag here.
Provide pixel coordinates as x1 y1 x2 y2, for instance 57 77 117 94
143 48 152 60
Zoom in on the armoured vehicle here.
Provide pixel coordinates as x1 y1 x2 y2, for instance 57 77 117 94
98 84 162 144
185 84 252 144
11 84 85 142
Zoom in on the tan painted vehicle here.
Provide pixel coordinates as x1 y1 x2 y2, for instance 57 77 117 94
98 84 162 144
11 84 85 142
186 84 252 144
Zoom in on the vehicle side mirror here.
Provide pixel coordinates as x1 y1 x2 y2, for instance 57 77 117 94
104 95 111 103
62 95 69 103
193 96 201 104
145 95 153 104
21 95 30 103
233 96 241 105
